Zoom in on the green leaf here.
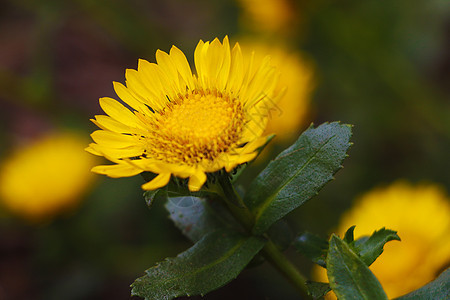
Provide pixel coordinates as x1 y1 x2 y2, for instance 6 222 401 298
306 281 332 299
352 228 400 266
343 225 356 243
143 189 166 209
166 196 291 254
293 232 329 268
245 122 352 235
394 268 450 300
165 196 240 242
131 229 266 299
327 234 388 300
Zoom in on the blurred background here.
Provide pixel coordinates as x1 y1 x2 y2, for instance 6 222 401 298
0 0 449 299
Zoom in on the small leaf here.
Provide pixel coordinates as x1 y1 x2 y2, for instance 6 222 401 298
343 225 355 243
394 268 450 300
131 229 266 300
352 228 400 266
165 196 240 242
245 122 353 235
143 189 166 209
293 232 329 268
306 281 332 299
327 234 388 300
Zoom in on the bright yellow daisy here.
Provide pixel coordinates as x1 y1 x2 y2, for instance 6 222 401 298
86 36 282 192
313 181 450 299
0 131 97 222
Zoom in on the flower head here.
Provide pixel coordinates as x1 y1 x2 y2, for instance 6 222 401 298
0 132 97 222
87 37 282 191
314 181 450 298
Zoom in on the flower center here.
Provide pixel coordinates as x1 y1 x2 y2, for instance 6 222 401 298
146 90 245 165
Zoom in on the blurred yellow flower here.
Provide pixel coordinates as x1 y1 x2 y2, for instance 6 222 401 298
87 36 283 192
237 0 296 34
0 132 97 222
313 181 450 299
240 41 314 143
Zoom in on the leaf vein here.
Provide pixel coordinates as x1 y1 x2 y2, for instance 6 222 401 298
254 134 337 222
154 237 247 288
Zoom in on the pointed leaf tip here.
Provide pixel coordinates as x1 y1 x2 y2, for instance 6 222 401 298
353 228 400 266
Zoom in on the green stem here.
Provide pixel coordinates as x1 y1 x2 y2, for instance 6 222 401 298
262 240 309 296
216 174 254 231
216 174 310 298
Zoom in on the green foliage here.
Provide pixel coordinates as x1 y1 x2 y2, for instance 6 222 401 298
327 234 388 300
165 195 293 254
343 226 356 243
296 228 400 299
305 281 332 299
131 229 266 300
136 121 439 300
265 219 295 251
143 189 165 209
350 227 400 266
394 268 450 300
245 122 353 235
293 232 328 268
165 196 240 242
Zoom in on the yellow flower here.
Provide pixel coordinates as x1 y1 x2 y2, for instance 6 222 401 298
313 181 450 299
0 131 97 222
237 0 296 34
240 41 314 143
86 37 283 192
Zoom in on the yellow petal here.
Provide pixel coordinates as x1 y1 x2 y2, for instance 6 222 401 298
141 173 171 190
113 81 153 114
194 40 208 87
91 163 142 178
90 130 138 148
126 68 164 109
85 144 102 156
227 42 244 92
188 170 207 191
242 56 274 106
206 38 224 88
91 115 133 133
156 49 183 95
169 45 195 90
217 36 231 90
137 59 177 105
238 50 255 100
223 152 258 172
240 136 268 153
99 97 143 128
88 142 145 158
